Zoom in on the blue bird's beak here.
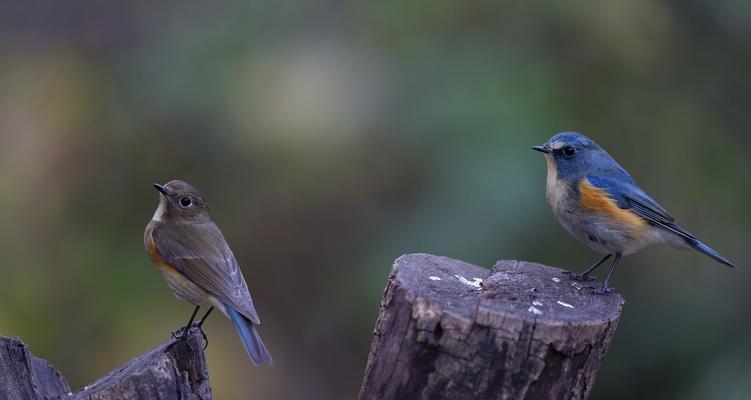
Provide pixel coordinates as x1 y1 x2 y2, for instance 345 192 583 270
531 145 551 154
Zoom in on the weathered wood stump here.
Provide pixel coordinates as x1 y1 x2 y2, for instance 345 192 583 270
0 336 71 399
359 253 624 400
0 327 211 400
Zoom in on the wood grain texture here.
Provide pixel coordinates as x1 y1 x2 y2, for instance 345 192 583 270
0 327 211 400
0 336 71 400
359 253 624 400
70 327 212 400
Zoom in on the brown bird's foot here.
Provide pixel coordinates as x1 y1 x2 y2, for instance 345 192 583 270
170 328 183 340
171 326 191 341
189 322 209 349
201 331 208 350
562 270 597 282
594 285 615 295
193 306 213 349
170 324 207 347
173 305 201 341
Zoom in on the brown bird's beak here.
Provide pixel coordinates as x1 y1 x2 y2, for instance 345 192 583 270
153 183 168 195
531 145 551 154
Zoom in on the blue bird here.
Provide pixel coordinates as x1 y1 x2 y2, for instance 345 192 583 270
533 132 734 294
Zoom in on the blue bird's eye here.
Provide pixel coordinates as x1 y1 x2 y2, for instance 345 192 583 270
563 146 576 157
179 197 192 207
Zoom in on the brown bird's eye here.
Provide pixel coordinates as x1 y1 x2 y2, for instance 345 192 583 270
564 146 576 157
179 197 192 207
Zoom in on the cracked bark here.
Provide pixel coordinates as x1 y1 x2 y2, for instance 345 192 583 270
359 254 623 400
0 327 212 400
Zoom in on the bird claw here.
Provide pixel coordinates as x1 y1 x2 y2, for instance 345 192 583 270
171 326 187 340
180 322 209 349
594 286 614 295
171 323 206 345
195 323 209 349
562 271 597 282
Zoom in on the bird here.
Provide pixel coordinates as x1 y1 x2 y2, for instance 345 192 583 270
144 180 272 365
532 132 735 294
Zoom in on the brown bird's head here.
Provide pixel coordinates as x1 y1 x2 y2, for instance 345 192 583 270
151 180 211 224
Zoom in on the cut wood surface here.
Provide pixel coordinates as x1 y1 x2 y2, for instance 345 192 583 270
359 253 624 400
0 327 211 400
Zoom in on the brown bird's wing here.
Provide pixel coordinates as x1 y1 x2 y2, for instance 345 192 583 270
152 222 261 324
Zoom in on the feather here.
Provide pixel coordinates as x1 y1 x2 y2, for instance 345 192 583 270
585 175 734 268
227 306 273 366
152 222 261 324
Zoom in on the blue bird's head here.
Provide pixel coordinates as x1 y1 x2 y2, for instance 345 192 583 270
532 132 616 180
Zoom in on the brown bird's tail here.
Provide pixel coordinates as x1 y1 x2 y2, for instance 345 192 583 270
227 306 273 366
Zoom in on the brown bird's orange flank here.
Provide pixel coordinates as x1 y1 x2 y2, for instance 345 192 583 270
145 232 174 271
578 179 647 230
145 234 162 266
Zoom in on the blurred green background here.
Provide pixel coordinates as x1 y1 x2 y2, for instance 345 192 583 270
0 0 749 399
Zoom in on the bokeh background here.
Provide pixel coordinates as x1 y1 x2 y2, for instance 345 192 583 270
1 1 749 399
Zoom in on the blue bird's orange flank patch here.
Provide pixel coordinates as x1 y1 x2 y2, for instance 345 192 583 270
578 179 647 231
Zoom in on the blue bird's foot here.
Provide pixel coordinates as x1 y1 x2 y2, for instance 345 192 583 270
562 270 597 282
594 285 614 295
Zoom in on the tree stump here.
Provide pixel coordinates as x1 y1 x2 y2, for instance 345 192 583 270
0 327 212 400
359 253 624 400
0 336 71 399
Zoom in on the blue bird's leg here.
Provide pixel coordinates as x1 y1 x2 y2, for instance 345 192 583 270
581 254 612 278
564 254 612 281
173 305 201 340
595 253 622 294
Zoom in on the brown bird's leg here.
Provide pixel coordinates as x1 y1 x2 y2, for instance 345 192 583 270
173 305 201 341
196 307 214 327
195 306 214 349
595 253 622 294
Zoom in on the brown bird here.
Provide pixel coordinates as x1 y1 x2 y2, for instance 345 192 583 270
144 180 272 365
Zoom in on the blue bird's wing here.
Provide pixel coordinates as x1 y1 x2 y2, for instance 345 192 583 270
584 175 695 240
586 175 734 268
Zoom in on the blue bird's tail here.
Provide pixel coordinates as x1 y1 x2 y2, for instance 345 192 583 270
226 306 273 366
685 237 735 269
